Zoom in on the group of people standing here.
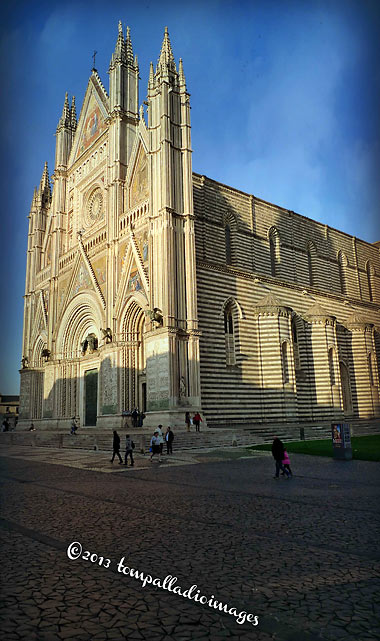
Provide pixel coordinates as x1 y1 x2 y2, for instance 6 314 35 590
150 425 174 463
185 411 202 432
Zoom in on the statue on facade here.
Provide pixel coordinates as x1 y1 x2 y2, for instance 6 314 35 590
101 327 112 344
81 333 98 355
147 307 163 326
179 375 186 399
21 356 29 369
42 348 51 362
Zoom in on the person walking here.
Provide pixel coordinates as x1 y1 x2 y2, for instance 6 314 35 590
156 424 164 454
124 434 135 467
110 430 123 464
165 426 174 454
271 436 290 479
281 448 293 477
150 431 161 462
185 412 191 432
193 412 202 432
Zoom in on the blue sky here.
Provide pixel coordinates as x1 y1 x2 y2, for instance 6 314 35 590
0 0 379 394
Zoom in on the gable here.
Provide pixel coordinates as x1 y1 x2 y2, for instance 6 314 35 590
70 78 109 163
129 144 149 209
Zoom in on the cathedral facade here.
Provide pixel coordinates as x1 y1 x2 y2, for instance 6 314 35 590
19 25 380 430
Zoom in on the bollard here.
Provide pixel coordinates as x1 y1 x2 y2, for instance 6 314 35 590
140 435 145 454
300 427 305 440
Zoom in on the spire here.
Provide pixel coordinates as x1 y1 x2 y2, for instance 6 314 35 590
156 26 176 75
38 162 51 203
109 20 127 68
70 96 77 131
149 61 154 89
125 25 134 65
30 186 38 212
178 58 186 86
57 92 71 130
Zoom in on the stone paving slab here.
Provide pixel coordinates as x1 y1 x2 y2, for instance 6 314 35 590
0 445 264 473
0 448 379 640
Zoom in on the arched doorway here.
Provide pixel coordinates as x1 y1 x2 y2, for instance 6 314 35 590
339 361 352 414
55 292 104 426
121 299 147 413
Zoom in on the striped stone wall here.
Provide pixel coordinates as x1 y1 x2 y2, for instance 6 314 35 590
193 173 380 427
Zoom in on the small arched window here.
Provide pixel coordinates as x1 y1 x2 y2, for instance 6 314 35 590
338 252 347 295
328 348 336 385
225 224 232 265
224 306 235 366
307 248 314 286
282 342 289 383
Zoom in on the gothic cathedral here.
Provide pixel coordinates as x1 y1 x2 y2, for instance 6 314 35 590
20 25 380 430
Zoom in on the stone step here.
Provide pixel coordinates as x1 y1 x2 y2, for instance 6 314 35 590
1 419 378 453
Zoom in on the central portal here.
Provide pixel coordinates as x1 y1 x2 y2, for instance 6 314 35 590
84 369 98 426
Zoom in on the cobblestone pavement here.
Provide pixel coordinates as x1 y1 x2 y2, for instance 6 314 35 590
0 445 379 641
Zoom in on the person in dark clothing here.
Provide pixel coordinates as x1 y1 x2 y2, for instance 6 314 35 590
193 412 202 432
131 408 139 428
271 436 291 479
110 430 123 464
165 426 174 454
124 434 134 466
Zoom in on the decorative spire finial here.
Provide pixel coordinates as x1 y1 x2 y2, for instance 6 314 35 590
39 162 51 200
70 96 77 131
157 26 176 74
125 25 134 65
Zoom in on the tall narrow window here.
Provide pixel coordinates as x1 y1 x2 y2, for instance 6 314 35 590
338 252 347 295
270 236 276 276
328 348 336 385
366 262 374 302
282 342 289 383
224 306 235 366
368 352 375 386
307 248 314 286
291 317 300 370
225 224 232 265
269 228 279 277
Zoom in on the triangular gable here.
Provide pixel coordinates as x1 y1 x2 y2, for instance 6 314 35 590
126 137 149 210
56 252 97 325
91 254 107 297
70 75 109 164
42 215 53 265
114 237 149 318
31 292 48 346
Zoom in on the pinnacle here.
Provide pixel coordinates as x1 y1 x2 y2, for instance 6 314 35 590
112 19 126 63
157 26 176 74
57 91 71 130
70 96 77 130
179 57 186 85
125 25 134 65
39 162 51 198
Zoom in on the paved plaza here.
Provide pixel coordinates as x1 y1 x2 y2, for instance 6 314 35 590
0 443 379 641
